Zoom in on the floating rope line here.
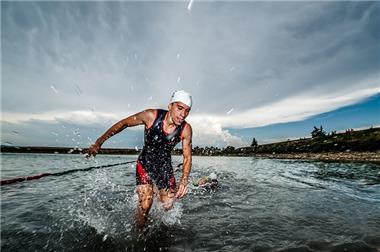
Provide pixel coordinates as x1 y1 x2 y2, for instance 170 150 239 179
1 160 136 186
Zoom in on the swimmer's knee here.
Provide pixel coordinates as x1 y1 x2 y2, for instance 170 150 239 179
137 184 153 194
138 193 153 211
137 185 153 212
139 200 153 213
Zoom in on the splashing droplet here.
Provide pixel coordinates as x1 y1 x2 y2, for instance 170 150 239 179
102 234 108 242
50 85 59 94
187 0 194 11
74 84 82 96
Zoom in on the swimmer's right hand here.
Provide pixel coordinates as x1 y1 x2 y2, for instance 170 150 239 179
86 143 101 158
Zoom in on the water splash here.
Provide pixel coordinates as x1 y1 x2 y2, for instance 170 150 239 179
177 76 181 83
226 108 234 115
149 199 183 227
73 129 81 137
53 170 136 238
160 202 183 226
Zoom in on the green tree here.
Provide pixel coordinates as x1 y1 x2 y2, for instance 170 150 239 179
311 125 326 138
251 138 258 148
224 146 235 154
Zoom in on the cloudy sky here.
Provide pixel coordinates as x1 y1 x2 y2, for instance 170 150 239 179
2 1 379 148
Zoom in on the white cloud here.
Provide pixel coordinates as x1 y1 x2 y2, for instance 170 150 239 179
188 116 247 147
190 85 379 129
2 111 115 124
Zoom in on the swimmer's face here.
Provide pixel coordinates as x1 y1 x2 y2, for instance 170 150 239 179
168 102 191 126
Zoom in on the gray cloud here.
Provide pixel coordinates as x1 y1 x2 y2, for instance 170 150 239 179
2 1 379 147
1 118 144 148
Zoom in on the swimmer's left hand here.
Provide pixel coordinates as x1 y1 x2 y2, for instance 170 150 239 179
176 180 189 199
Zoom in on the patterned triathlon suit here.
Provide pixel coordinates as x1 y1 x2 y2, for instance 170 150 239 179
136 109 187 190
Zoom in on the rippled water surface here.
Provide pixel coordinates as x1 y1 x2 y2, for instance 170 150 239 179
1 153 380 251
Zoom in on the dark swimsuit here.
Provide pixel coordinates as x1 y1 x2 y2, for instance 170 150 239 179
136 109 187 190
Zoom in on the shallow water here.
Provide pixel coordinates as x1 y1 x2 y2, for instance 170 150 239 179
1 153 379 251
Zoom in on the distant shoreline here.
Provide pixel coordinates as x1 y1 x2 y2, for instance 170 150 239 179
1 146 379 164
252 151 380 164
1 127 379 164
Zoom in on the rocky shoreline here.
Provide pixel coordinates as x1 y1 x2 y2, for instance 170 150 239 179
253 151 380 164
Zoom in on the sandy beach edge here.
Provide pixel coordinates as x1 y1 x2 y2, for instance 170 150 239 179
252 151 380 164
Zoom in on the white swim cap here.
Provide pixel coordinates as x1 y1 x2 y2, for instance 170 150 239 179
209 172 217 180
170 90 192 108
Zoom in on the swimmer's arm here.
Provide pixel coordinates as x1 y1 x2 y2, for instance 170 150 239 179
88 109 156 156
176 124 192 198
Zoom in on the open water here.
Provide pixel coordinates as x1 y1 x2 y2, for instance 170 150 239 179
1 153 379 251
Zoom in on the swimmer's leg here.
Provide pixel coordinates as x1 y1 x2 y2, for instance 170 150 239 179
135 184 154 229
157 166 177 210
